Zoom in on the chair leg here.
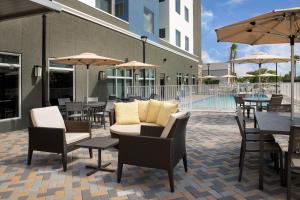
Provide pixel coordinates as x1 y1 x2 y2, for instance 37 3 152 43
27 148 33 165
183 155 188 172
117 163 123 183
238 148 245 182
62 152 67 172
239 142 243 167
168 168 174 192
89 148 93 159
287 164 292 200
280 152 284 186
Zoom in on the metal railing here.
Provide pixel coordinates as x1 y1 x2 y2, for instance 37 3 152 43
126 82 297 112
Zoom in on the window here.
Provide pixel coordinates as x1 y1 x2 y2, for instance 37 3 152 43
159 28 165 38
176 30 181 47
115 0 128 21
176 0 180 14
144 7 154 34
185 36 189 51
138 69 155 86
159 0 165 2
49 62 74 106
192 75 196 85
0 53 21 120
184 74 189 85
106 69 133 98
96 0 112 13
176 73 182 86
184 6 189 22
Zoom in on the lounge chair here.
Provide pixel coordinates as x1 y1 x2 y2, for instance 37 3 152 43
27 106 92 171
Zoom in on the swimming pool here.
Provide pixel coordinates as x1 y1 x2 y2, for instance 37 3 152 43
192 95 236 111
192 95 268 111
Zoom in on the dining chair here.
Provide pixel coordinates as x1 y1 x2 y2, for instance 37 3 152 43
94 101 108 129
66 102 85 121
84 97 98 103
287 125 300 200
58 98 71 118
234 95 255 118
235 107 282 182
267 104 291 112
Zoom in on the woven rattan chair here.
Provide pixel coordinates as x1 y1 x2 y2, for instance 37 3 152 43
234 95 255 118
235 107 282 182
267 104 291 112
287 126 300 200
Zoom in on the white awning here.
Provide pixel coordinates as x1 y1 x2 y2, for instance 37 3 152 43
0 0 61 21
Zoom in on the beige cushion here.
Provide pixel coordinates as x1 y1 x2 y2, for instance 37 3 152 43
137 100 149 122
146 99 163 123
115 102 140 125
110 122 159 136
161 112 187 138
65 133 90 144
156 102 178 127
292 158 300 168
31 106 66 132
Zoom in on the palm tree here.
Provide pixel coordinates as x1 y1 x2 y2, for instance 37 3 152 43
229 43 238 83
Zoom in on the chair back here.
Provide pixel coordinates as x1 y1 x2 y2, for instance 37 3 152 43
85 97 98 103
267 104 291 112
128 95 141 101
58 98 71 106
288 126 300 162
66 102 83 112
269 96 283 106
234 96 244 106
235 107 246 140
106 100 116 111
149 93 160 100
272 94 283 97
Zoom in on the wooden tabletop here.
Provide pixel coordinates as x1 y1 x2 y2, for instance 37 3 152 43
255 112 300 135
76 137 119 149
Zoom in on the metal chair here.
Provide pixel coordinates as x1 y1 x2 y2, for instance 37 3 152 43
234 95 255 118
267 104 291 112
287 125 300 200
84 97 98 103
58 98 71 118
235 107 282 182
66 102 85 121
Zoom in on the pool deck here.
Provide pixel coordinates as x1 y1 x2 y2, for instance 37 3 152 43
0 112 299 200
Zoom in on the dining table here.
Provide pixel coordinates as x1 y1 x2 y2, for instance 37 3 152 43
243 96 270 109
254 111 300 190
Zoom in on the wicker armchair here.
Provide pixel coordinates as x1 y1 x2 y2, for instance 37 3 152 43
117 112 191 192
28 106 92 171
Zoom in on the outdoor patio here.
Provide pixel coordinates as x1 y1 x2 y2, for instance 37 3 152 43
0 112 299 200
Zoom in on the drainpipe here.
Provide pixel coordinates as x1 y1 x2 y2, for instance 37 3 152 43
42 14 47 107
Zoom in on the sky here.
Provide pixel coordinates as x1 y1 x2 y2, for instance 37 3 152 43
201 0 300 76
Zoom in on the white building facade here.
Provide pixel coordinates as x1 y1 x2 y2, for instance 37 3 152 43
159 0 194 54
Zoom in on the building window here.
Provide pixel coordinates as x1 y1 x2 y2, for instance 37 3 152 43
0 52 21 120
192 75 196 85
159 28 165 38
184 74 189 85
144 7 154 34
139 69 155 87
96 0 112 14
176 73 182 86
176 30 181 47
49 62 74 106
106 69 133 98
176 0 180 14
115 0 128 21
184 6 189 22
185 36 189 51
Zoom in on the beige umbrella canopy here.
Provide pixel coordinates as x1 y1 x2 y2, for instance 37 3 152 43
222 74 236 78
233 52 290 64
258 72 278 77
216 7 300 119
201 75 217 79
243 74 255 78
52 52 123 99
115 60 157 70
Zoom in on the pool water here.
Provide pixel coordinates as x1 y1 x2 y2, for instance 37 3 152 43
192 95 236 111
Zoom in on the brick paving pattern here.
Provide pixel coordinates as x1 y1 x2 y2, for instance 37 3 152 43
0 112 299 199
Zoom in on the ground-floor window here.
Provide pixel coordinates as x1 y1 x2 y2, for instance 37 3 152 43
184 74 189 85
138 69 155 86
106 69 133 98
176 73 182 85
0 52 21 120
49 62 74 106
192 75 196 85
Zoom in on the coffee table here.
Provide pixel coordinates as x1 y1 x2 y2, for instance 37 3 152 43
76 137 119 176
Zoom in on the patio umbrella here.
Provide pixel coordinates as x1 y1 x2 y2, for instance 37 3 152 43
258 72 278 77
215 7 299 119
52 52 123 99
243 74 255 78
202 75 217 79
115 60 159 95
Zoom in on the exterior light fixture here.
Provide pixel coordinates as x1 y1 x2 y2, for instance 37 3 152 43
166 76 171 81
141 35 148 43
34 65 42 77
163 58 167 63
99 71 106 80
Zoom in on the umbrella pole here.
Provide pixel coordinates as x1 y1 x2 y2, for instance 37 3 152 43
275 63 278 94
259 63 261 96
86 64 89 100
291 36 295 120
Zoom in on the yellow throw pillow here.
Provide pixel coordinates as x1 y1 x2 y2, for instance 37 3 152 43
156 102 178 127
137 100 149 122
146 99 163 123
114 102 140 125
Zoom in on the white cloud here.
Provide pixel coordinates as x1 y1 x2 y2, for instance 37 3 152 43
201 6 214 30
202 50 220 63
225 0 247 6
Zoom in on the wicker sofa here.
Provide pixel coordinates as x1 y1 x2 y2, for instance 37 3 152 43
28 106 92 171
